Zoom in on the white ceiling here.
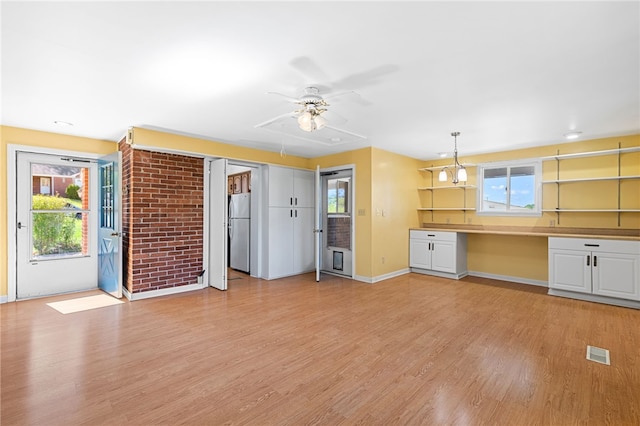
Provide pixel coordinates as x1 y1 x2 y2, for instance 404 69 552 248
2 1 639 160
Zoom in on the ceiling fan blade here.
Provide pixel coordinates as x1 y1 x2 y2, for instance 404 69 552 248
324 125 367 140
332 64 399 91
266 91 301 103
254 111 297 129
324 90 372 107
290 56 330 83
321 109 348 126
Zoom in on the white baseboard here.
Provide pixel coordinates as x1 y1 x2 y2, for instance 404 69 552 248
467 271 548 287
548 289 640 310
354 268 410 284
122 283 202 301
0 295 8 304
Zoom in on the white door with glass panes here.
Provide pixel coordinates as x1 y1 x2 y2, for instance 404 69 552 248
16 152 98 299
321 169 353 277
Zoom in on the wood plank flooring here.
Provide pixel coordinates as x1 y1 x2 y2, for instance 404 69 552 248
2 273 640 425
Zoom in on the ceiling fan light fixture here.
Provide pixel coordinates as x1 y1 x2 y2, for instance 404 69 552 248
297 110 326 132
564 131 582 140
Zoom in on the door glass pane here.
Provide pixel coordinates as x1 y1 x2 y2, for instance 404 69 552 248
30 163 90 260
326 177 351 249
101 163 114 229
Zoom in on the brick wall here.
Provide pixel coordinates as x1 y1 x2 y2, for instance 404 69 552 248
327 216 351 249
120 141 204 294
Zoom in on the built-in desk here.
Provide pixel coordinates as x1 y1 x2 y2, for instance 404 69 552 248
410 225 640 309
412 224 640 241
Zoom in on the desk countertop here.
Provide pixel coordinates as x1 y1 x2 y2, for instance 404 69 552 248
411 224 640 241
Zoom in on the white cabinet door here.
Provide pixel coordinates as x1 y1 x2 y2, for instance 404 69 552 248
293 170 315 208
410 239 431 269
267 207 294 278
549 249 591 294
293 207 314 274
432 240 455 273
592 252 640 300
268 167 293 207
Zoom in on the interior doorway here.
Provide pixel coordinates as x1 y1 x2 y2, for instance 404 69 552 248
320 168 354 277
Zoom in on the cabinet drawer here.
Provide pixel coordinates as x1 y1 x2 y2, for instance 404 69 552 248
410 230 457 241
549 237 640 255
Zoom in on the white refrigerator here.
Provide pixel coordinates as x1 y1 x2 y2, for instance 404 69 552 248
229 193 250 272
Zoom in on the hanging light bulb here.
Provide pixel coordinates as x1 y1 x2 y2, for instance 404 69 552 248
298 112 313 132
457 167 467 182
439 168 448 182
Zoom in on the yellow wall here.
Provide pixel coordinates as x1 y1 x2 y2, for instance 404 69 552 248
420 134 640 282
131 127 310 169
311 147 374 278
370 148 422 277
3 125 638 297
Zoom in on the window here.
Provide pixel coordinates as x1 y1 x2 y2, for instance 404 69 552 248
477 159 541 216
327 177 350 214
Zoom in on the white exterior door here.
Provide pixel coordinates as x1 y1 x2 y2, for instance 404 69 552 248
208 159 228 291
592 252 640 300
16 152 98 299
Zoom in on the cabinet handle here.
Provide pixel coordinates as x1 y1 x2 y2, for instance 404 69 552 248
295 210 298 218
584 243 600 247
427 234 435 237
295 197 298 206
586 255 590 266
431 242 435 251
428 242 431 250
593 256 597 267
290 209 293 218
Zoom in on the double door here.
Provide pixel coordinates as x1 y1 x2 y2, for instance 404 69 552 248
265 166 315 279
409 231 456 273
549 238 640 300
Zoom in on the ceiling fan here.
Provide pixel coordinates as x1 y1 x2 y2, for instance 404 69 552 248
254 86 367 140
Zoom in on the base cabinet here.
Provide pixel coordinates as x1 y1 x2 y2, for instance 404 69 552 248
549 237 640 302
409 230 467 279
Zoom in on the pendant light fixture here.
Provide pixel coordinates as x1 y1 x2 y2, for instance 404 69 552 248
438 131 467 185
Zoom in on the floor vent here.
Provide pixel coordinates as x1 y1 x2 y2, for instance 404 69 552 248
586 345 610 365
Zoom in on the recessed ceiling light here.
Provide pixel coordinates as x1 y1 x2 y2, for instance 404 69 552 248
564 131 582 140
438 152 448 158
54 120 74 127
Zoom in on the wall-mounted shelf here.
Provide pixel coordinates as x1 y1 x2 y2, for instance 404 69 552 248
542 144 640 226
418 208 476 211
418 185 477 190
418 164 476 172
543 175 640 184
542 209 640 213
418 165 477 223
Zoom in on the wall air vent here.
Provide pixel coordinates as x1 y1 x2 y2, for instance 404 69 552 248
586 345 610 365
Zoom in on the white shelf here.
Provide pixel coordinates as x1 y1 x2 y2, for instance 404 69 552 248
418 208 476 211
541 146 640 161
418 185 477 190
542 209 640 213
543 175 640 184
418 164 476 172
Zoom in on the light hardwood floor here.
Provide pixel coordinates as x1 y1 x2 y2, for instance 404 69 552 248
2 273 640 425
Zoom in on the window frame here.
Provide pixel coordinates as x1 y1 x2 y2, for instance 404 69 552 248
476 158 542 217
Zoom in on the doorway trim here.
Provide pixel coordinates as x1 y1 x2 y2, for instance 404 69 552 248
6 144 104 302
319 164 356 279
